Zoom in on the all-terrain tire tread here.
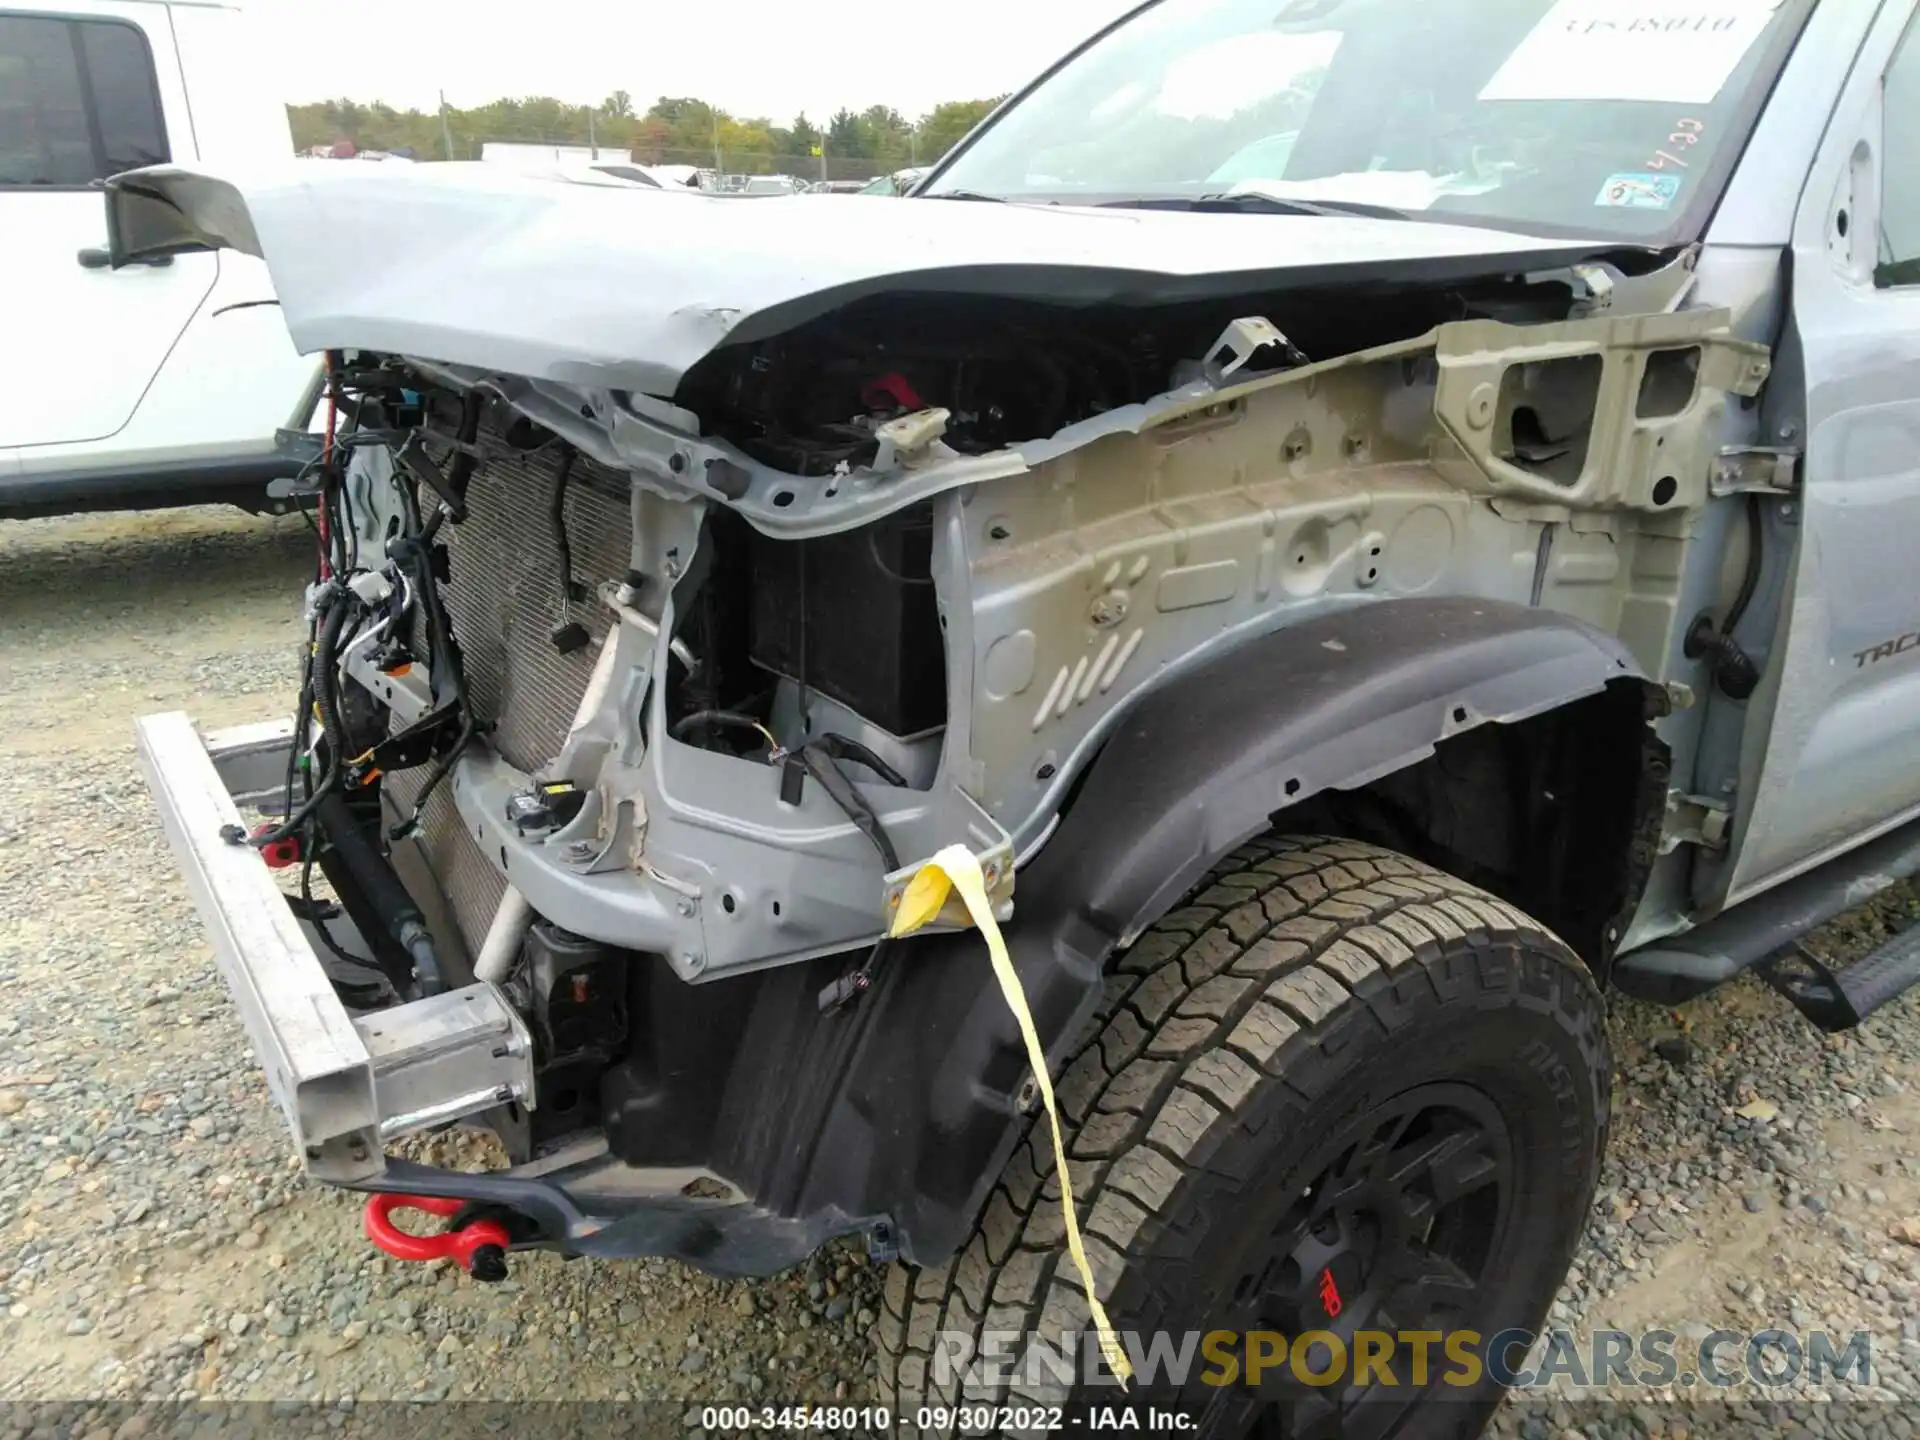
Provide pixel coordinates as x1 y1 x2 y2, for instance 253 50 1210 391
872 835 1603 1427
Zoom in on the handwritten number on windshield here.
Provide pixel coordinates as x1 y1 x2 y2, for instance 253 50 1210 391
1647 117 1706 172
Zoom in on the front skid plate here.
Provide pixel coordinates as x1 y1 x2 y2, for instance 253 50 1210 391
135 712 533 1182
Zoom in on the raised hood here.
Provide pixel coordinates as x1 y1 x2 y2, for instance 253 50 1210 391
107 162 1651 398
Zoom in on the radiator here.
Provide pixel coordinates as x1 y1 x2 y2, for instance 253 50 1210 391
388 440 634 952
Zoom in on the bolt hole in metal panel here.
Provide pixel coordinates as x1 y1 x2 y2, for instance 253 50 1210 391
136 713 535 1180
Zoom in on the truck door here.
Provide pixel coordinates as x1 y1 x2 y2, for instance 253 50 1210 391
1724 0 1920 899
0 4 217 450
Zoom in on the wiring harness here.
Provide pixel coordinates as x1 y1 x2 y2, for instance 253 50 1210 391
220 355 481 1003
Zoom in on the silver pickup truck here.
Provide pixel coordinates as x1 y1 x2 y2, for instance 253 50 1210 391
118 0 1920 1433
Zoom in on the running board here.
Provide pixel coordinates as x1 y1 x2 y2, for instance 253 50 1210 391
1757 927 1920 1033
1612 814 1920 1024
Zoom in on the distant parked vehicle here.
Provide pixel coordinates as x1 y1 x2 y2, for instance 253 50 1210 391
735 174 805 196
858 165 929 196
0 0 320 519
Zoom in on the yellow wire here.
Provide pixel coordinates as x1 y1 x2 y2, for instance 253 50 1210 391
890 845 1134 1387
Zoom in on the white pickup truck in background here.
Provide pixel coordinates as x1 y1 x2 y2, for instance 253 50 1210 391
0 0 320 519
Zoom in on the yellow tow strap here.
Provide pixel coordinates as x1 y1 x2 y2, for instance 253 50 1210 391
889 844 1134 1387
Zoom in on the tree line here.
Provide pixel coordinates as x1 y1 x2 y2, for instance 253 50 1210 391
287 92 1004 179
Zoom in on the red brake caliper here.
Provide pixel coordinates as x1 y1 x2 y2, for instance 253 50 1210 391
363 1194 512 1282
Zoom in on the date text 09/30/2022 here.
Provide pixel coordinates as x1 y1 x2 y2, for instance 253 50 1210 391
697 1407 1198 1433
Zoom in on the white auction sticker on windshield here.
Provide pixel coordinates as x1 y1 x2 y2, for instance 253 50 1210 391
1479 1 1784 105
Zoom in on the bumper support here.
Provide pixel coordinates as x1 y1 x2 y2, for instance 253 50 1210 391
135 712 533 1183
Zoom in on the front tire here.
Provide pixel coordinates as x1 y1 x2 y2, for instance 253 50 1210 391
875 836 1609 1439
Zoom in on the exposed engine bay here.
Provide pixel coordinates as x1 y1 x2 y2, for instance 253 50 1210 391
672 282 1519 475
224 239 1766 1232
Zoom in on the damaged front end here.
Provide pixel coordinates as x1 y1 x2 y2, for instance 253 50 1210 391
126 164 1764 1275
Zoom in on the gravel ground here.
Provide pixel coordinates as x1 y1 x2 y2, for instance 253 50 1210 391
4 506 1920 1437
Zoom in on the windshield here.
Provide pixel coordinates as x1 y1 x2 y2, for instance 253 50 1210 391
925 0 1811 239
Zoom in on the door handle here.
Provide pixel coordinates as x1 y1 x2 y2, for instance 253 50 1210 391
76 246 172 269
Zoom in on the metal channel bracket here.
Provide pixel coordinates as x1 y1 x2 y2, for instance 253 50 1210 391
135 712 534 1182
1709 446 1800 497
355 986 532 1141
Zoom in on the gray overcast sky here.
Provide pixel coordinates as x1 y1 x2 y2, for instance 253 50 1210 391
262 0 1138 122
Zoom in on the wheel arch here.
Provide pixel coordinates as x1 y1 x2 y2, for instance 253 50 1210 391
1040 595 1671 972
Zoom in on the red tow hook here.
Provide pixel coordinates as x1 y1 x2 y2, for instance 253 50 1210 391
363 1194 512 1282
248 823 302 870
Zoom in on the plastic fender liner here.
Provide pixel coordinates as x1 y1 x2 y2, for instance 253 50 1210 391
778 597 1652 1268
1047 595 1649 949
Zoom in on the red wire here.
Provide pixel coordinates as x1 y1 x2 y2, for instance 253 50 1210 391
317 358 337 579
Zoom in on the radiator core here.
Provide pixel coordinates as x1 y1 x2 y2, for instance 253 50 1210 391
388 439 633 952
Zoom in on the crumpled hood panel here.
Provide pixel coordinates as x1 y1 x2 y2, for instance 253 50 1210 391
107 161 1646 397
